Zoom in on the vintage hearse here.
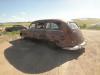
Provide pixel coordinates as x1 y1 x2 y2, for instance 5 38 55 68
20 19 86 50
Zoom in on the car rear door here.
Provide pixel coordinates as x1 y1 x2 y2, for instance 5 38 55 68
45 22 66 47
29 22 46 39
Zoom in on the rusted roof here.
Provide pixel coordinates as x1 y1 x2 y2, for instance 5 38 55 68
32 19 66 23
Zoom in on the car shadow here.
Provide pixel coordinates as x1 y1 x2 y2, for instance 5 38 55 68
4 39 85 74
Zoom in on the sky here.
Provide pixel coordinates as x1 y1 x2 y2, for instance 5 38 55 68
0 0 100 22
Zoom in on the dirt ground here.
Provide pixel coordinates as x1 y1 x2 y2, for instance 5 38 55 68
0 30 100 75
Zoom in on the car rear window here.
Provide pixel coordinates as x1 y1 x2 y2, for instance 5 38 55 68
68 22 79 29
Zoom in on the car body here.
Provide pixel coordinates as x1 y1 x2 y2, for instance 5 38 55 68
5 25 26 32
20 19 86 50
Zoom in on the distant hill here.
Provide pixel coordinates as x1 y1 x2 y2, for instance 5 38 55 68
1 18 100 26
73 18 100 29
1 22 31 26
73 18 100 26
1 18 100 30
0 22 31 28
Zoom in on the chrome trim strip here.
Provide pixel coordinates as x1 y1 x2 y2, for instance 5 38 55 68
63 41 86 50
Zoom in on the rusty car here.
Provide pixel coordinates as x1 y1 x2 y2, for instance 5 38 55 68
20 19 86 50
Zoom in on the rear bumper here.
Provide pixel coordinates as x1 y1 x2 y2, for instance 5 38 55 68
63 41 86 50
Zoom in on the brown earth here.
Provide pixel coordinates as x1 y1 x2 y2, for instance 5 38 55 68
0 30 100 75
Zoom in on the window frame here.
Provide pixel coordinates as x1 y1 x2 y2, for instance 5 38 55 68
46 22 60 30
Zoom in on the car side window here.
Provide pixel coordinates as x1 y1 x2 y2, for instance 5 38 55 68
36 23 45 29
46 22 60 30
51 23 59 30
30 23 35 29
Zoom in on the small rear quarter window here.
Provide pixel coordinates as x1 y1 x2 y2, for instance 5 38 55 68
68 22 79 29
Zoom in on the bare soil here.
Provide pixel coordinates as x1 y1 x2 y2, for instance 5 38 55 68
0 30 100 75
